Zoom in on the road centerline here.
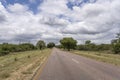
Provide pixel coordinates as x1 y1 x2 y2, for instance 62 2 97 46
72 58 79 64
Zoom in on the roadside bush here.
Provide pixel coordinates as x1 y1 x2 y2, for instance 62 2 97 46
113 43 120 54
14 57 18 61
76 44 112 51
0 51 9 56
0 43 36 56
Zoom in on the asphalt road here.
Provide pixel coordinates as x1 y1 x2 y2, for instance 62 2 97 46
38 48 120 80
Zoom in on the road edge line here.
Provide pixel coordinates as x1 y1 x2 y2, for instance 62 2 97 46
31 53 51 80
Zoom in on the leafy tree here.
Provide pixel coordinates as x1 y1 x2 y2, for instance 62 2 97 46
113 43 120 54
112 32 120 54
85 40 91 45
47 42 55 48
60 37 77 51
36 40 46 50
84 40 93 51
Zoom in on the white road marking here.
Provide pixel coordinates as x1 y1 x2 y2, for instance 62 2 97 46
72 58 79 64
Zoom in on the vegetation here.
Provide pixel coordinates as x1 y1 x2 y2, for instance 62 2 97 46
0 43 36 56
76 43 112 51
47 42 55 48
113 43 120 54
71 50 120 66
0 32 120 80
60 37 77 51
0 49 51 80
36 40 46 50
112 33 120 54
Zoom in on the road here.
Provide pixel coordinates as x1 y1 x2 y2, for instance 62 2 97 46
37 48 120 80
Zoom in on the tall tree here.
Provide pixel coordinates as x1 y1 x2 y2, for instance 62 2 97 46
60 37 77 51
47 42 55 48
85 40 91 45
112 32 120 54
36 40 46 50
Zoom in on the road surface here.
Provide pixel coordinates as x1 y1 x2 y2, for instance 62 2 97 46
37 48 120 80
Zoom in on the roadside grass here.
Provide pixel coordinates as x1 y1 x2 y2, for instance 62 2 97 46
71 50 120 66
0 49 51 80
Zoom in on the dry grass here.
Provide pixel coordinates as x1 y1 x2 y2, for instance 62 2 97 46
71 50 120 66
0 49 51 80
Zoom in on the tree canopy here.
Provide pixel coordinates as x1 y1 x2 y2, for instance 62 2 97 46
36 40 46 50
60 37 77 51
112 32 120 54
47 42 55 48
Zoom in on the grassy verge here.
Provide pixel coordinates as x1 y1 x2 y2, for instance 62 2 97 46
0 49 52 80
71 50 120 66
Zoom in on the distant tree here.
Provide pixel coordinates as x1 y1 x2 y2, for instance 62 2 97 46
84 40 92 50
60 37 77 51
55 45 63 49
112 32 120 54
47 42 55 48
76 45 86 50
111 39 118 45
85 40 91 45
19 43 35 51
0 43 36 56
116 33 120 40
36 40 46 50
113 43 120 54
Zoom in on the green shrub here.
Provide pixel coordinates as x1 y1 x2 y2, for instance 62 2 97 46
113 43 120 54
27 55 30 58
0 51 9 56
14 57 18 61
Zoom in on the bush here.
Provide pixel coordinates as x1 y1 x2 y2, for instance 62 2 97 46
113 43 120 54
14 57 18 61
0 51 9 56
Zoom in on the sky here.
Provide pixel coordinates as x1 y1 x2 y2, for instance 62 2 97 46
0 0 120 44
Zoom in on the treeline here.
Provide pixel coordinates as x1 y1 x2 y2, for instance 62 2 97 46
0 43 36 56
1 33 120 56
58 33 120 54
0 41 55 56
76 41 112 51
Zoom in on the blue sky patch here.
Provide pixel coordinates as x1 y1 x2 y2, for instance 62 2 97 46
67 0 97 10
0 0 43 14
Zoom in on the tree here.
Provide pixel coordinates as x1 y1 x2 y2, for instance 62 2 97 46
113 43 120 54
60 37 77 51
36 40 46 50
112 32 120 54
47 42 55 48
84 40 93 51
85 40 91 45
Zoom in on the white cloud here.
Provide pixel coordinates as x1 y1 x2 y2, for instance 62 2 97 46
8 3 29 13
0 0 120 44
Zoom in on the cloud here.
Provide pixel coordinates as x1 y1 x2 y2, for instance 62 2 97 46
0 14 6 23
40 16 69 27
0 0 120 44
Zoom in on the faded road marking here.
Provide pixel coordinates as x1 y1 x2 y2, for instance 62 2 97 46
72 58 79 64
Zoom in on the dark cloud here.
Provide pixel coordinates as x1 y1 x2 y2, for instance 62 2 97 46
40 17 67 27
13 33 41 42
